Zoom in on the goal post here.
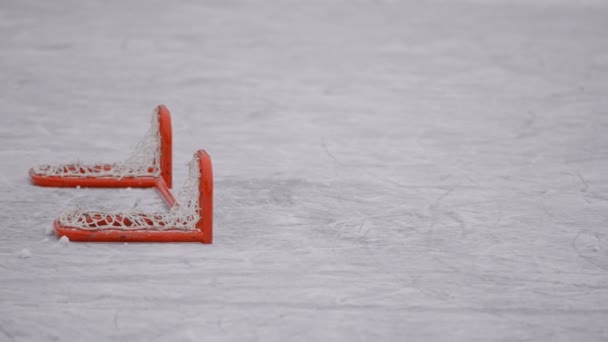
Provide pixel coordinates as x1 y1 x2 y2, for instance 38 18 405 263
29 105 173 188
54 150 213 244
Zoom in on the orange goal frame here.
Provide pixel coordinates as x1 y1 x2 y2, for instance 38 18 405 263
29 105 173 189
54 150 213 244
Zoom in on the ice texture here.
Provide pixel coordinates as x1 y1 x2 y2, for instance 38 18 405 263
0 0 607 341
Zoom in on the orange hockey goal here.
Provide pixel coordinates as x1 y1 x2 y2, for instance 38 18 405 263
29 105 172 188
54 150 213 243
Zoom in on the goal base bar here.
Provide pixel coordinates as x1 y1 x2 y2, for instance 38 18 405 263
29 169 158 188
54 221 211 243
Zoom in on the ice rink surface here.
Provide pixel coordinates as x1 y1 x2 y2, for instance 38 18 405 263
1 0 608 340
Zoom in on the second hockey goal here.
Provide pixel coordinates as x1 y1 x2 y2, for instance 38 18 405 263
29 105 172 188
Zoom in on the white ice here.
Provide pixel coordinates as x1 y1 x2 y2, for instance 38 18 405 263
1 0 607 341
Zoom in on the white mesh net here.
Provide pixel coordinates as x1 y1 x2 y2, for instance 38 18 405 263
58 154 201 231
32 108 162 178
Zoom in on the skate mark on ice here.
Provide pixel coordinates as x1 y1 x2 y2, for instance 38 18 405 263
572 230 608 271
0 323 16 342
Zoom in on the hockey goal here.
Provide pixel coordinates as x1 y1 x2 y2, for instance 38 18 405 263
54 150 213 243
29 105 172 188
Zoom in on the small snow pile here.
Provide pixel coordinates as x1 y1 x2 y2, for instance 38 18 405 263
18 248 31 259
44 225 55 236
58 235 70 246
